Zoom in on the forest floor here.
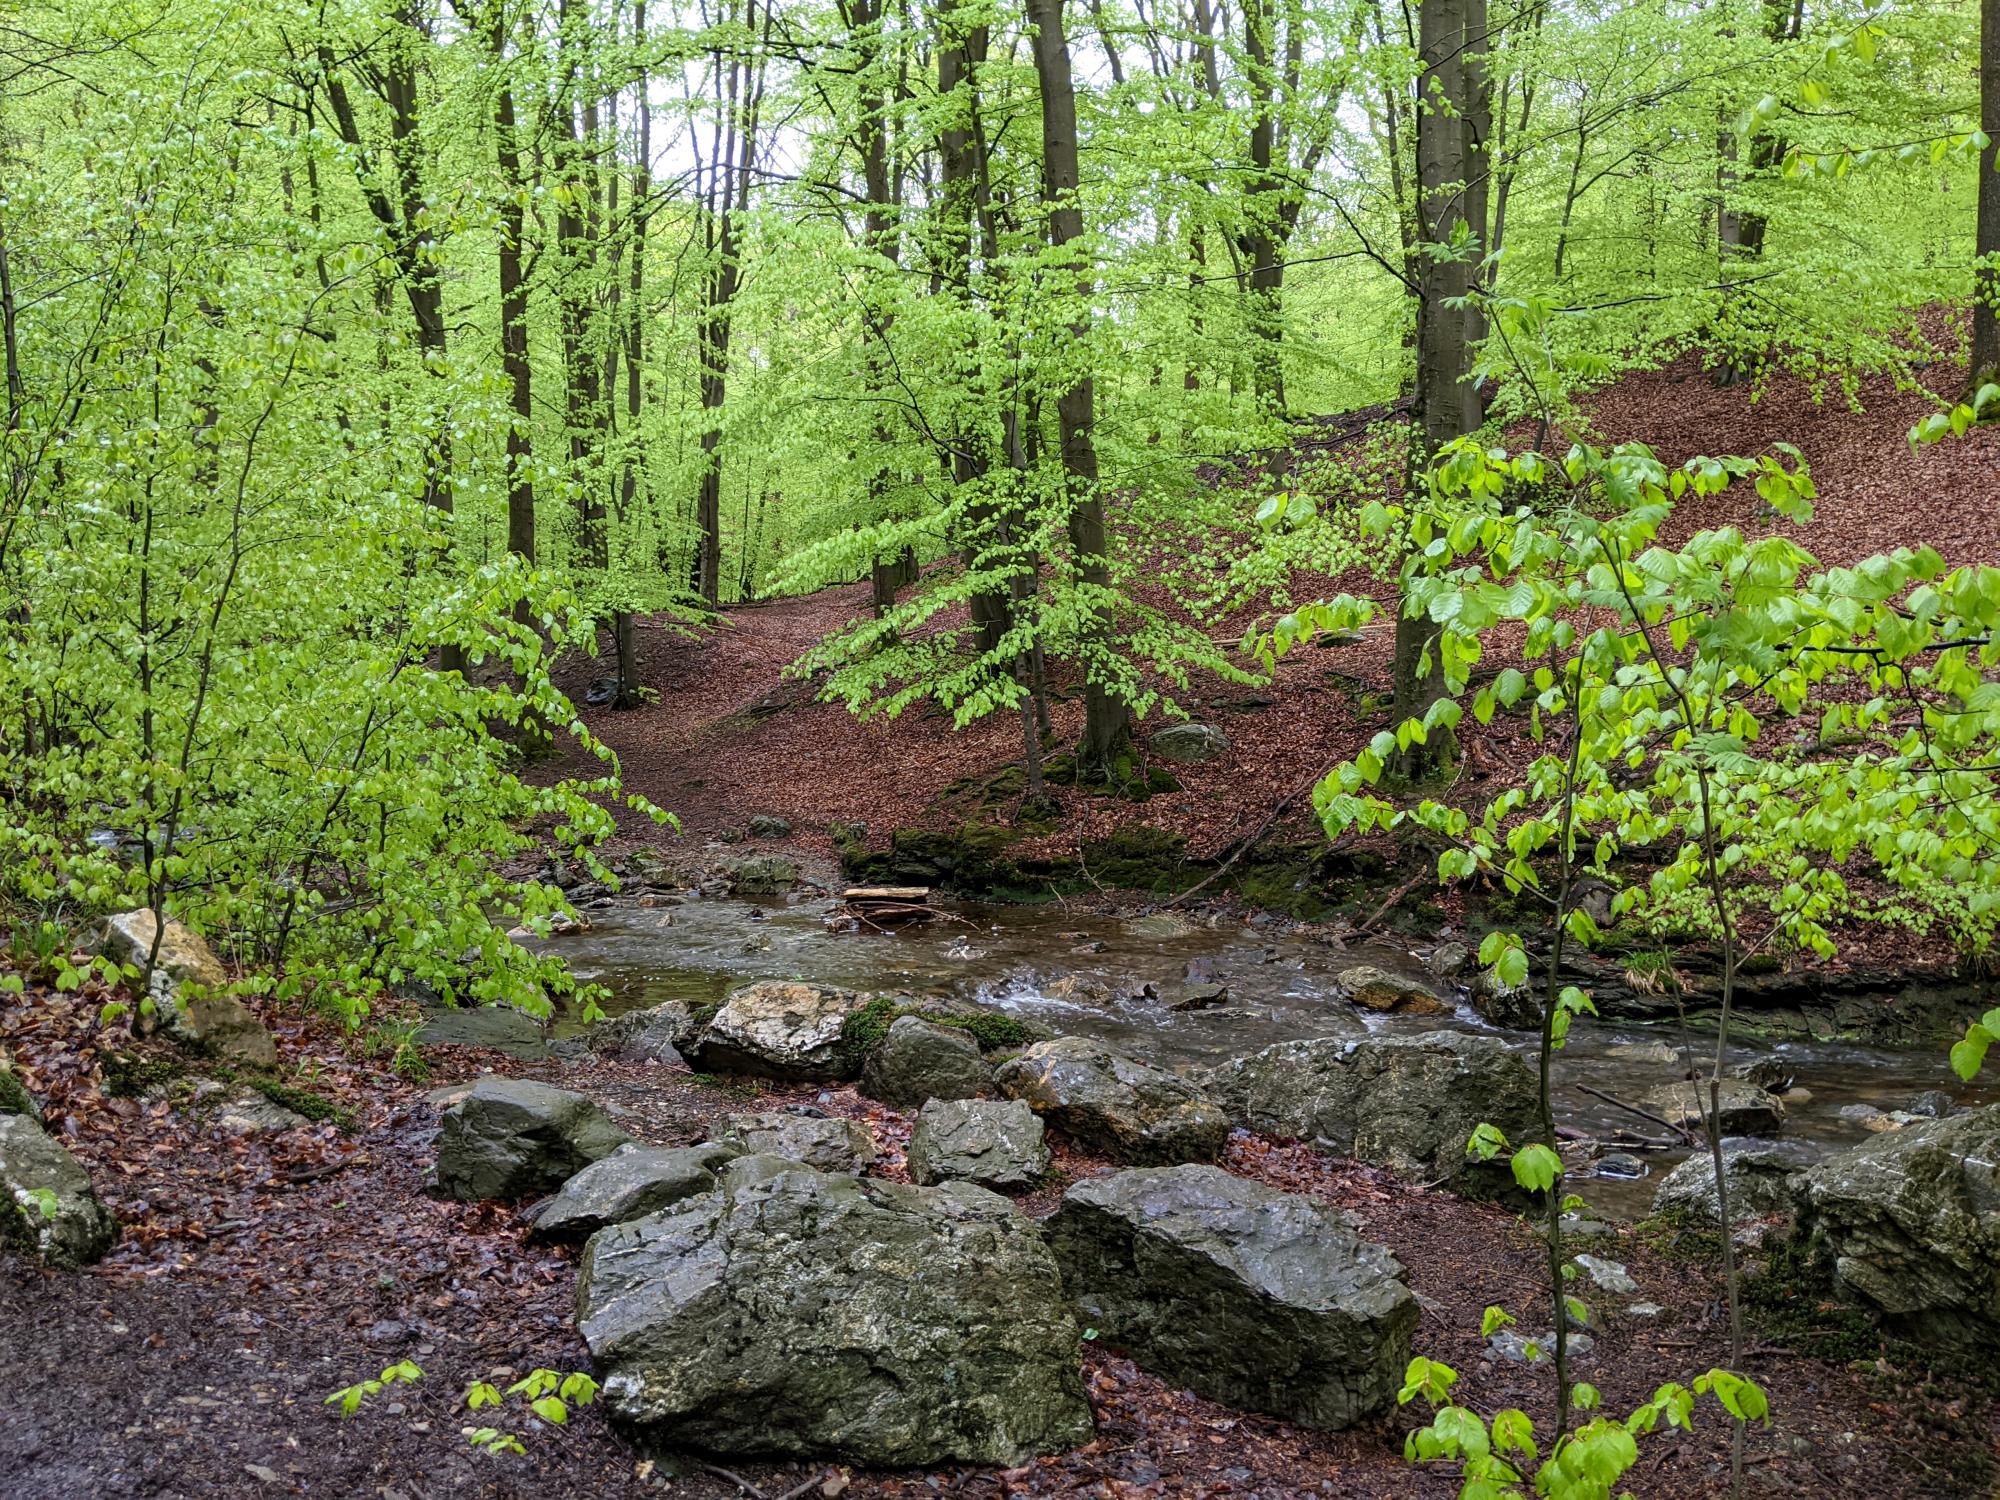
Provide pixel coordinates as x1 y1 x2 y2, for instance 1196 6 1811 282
5 967 1998 1500
550 347 2000 877
11 358 2000 1500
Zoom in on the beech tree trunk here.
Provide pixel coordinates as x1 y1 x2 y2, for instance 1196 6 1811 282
1972 0 2000 391
1028 0 1129 776
1397 0 1491 779
482 0 534 573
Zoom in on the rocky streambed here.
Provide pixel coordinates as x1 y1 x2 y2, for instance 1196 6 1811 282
528 889 1996 1220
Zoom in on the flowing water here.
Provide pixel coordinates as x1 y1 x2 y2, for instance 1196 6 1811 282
551 891 1992 1218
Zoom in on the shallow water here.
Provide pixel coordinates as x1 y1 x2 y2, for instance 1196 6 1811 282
551 891 1992 1219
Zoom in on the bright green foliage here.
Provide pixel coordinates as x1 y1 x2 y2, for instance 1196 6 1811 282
1400 1355 1766 1500
325 1360 425 1418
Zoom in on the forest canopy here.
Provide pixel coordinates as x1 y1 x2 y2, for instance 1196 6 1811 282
0 0 1995 1009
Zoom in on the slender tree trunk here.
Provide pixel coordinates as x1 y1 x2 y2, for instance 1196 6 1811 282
612 0 652 700
1029 0 1129 777
938 0 1009 651
1972 0 2000 391
484 0 535 572
1396 0 1489 779
1240 0 1286 413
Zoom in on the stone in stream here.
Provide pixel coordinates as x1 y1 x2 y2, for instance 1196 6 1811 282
710 1110 877 1174
96 909 278 1070
1046 1165 1415 1431
576 1154 1094 1466
1905 1089 1959 1119
687 980 872 1080
859 1015 989 1109
433 1078 631 1201
1201 1032 1543 1197
0 1114 119 1268
530 1142 743 1243
1642 1077 1786 1136
1794 1105 2000 1349
582 999 697 1066
1147 723 1232 765
1649 1138 1817 1225
907 1099 1048 1190
993 1037 1229 1164
1337 964 1449 1016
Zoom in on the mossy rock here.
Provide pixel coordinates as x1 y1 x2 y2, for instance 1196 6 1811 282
1040 752 1077 787
1082 824 1189 891
843 996 1033 1056
0 1064 38 1121
103 1050 185 1099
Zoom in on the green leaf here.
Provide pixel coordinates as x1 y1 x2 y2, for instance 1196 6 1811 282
1510 1142 1562 1195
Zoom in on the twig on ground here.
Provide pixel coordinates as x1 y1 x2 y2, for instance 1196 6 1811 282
697 1461 768 1498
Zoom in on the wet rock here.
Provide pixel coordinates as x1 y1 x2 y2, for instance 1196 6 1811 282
1124 912 1194 940
1650 1139 1816 1224
1202 1032 1544 1197
745 814 793 840
859 1016 989 1109
721 854 800 895
433 1078 630 1201
1731 1058 1795 1092
689 981 870 1081
577 1155 1093 1465
214 1096 309 1135
97 909 278 1070
1594 1151 1648 1180
1047 1165 1414 1431
711 1111 877 1174
621 846 679 887
1837 1104 1920 1133
584 1000 696 1065
1337 964 1448 1016
1905 1090 1958 1119
1643 1078 1785 1136
1165 982 1230 1012
1041 974 1123 1007
908 1099 1048 1190
0 1115 118 1268
414 1004 548 1060
1428 942 1473 979
1489 1329 1593 1365
1795 1106 2000 1348
994 1037 1229 1164
1573 1254 1638 1294
530 1143 742 1243
1147 723 1231 765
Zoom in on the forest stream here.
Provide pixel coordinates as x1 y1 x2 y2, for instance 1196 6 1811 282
546 893 1995 1220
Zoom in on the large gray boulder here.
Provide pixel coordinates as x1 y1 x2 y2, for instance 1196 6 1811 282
908 1099 1048 1190
0 1115 118 1268
860 1015 990 1108
433 1078 631 1200
690 981 869 1080
98 909 277 1069
1202 1032 1542 1196
1047 1165 1414 1430
1148 723 1231 765
710 1111 877 1174
584 999 697 1066
577 1155 1094 1466
531 1142 742 1243
1651 1139 1816 1225
1795 1106 2000 1349
994 1037 1229 1164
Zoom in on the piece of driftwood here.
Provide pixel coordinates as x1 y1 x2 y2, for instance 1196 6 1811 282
830 886 937 930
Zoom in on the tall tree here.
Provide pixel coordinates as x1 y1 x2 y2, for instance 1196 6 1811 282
1973 0 2000 391
1028 0 1129 775
1394 0 1490 778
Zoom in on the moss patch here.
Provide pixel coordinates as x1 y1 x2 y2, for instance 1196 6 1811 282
840 997 1031 1055
0 1065 36 1118
103 1050 185 1099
